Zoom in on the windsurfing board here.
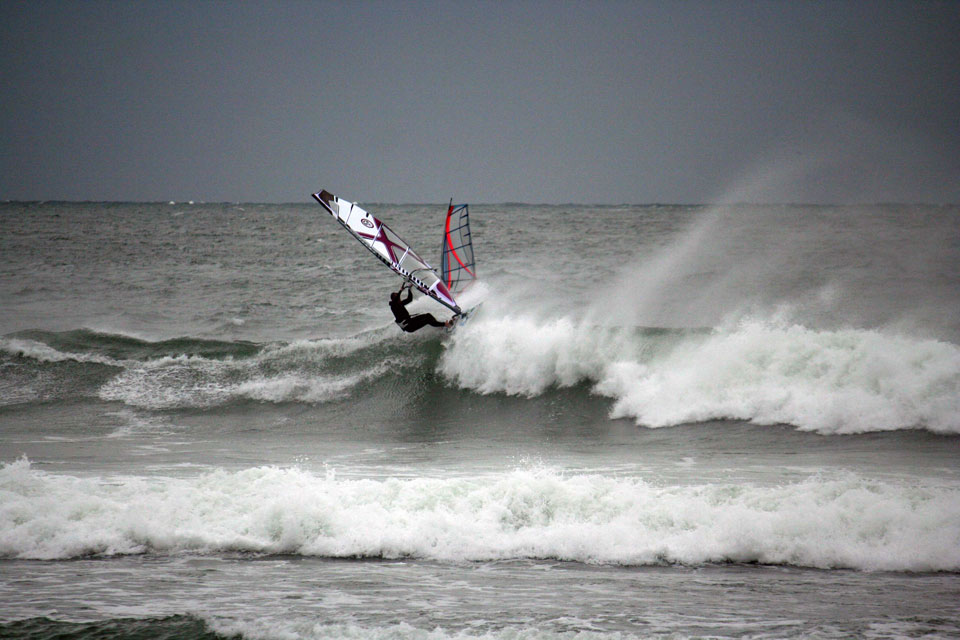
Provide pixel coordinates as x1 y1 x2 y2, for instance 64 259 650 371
446 302 483 332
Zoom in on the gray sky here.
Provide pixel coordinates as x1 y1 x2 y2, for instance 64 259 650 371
2 0 958 204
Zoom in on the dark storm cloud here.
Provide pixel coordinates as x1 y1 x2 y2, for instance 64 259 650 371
1 0 958 203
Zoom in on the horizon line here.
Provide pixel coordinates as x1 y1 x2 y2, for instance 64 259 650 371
4 199 958 208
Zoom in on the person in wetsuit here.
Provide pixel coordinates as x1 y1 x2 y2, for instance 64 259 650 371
389 284 452 332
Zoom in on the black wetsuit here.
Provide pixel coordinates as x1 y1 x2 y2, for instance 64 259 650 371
390 288 445 332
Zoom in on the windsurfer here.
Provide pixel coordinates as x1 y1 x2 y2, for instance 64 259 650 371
390 284 454 332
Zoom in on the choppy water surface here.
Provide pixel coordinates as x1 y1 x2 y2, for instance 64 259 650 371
1 201 959 638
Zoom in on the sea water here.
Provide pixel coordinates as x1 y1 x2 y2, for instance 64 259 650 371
1 201 958 639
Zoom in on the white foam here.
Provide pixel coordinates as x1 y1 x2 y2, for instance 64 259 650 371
440 315 960 434
97 337 392 409
599 320 960 433
2 458 958 571
0 337 120 367
206 619 656 640
235 364 393 404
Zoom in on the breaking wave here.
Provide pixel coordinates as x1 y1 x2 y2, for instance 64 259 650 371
440 315 960 435
2 458 958 571
4 319 960 436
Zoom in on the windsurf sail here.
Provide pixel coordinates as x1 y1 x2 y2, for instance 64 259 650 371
312 189 461 314
440 200 476 293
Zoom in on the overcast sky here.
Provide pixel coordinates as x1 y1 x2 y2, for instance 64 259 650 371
2 0 958 204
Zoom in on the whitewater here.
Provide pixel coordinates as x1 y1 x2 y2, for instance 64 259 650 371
1 201 959 639
3 458 959 571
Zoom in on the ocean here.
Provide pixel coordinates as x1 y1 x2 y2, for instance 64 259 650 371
1 200 958 639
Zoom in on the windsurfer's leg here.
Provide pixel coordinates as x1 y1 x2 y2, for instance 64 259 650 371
402 313 444 332
422 314 445 328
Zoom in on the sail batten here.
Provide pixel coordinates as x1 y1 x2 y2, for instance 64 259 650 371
440 201 476 293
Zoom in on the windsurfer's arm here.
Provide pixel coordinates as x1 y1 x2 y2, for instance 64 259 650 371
396 282 413 304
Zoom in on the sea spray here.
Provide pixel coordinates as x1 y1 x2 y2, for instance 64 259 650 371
585 203 960 338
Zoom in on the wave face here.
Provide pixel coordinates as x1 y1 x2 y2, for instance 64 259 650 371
0 328 421 409
7 328 261 361
3 458 958 571
0 616 225 640
440 315 960 435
